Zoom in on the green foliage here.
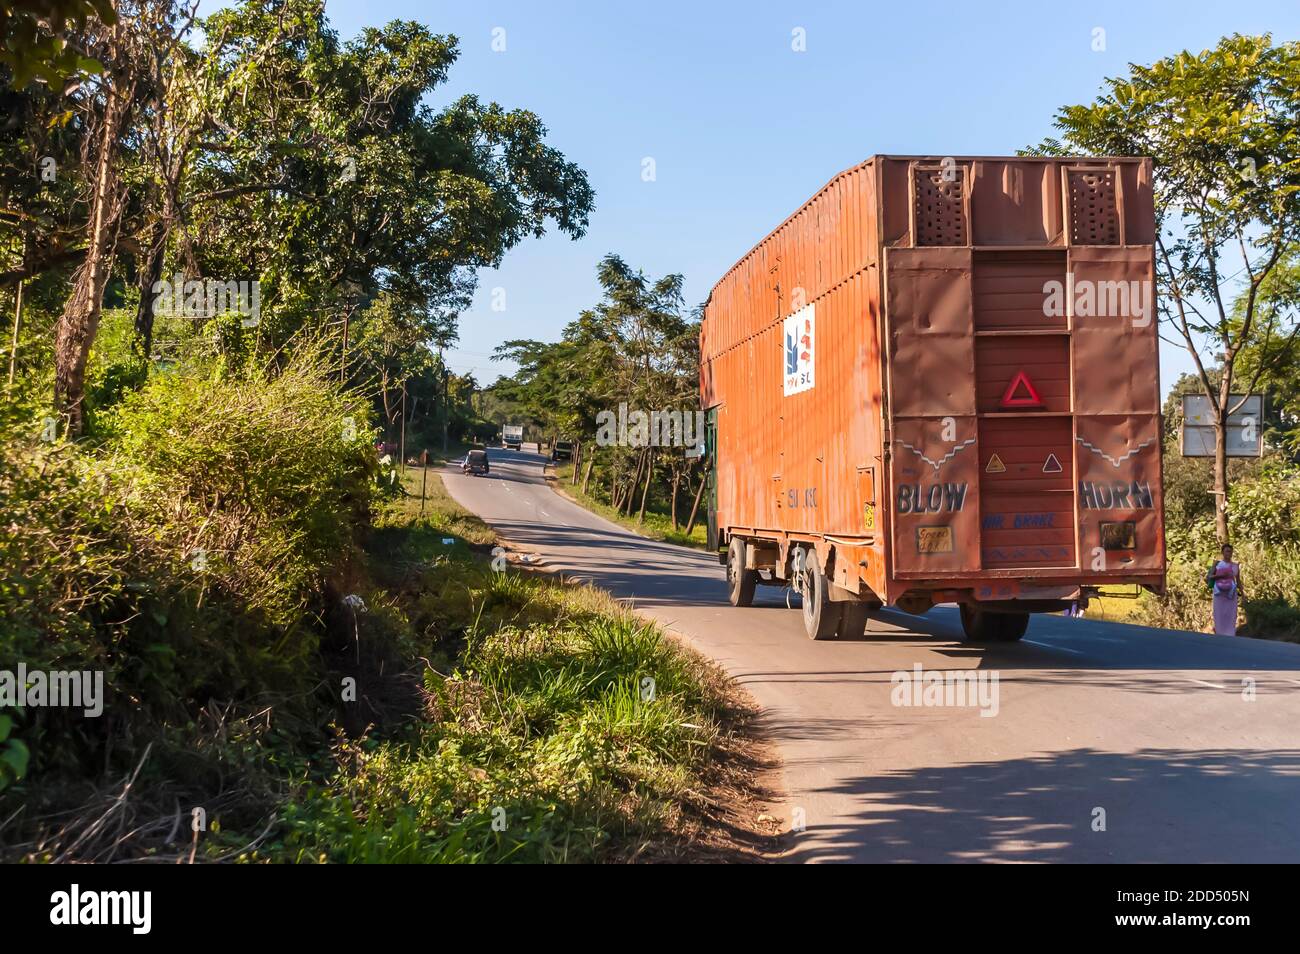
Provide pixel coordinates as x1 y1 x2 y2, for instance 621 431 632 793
1228 463 1300 546
0 350 379 816
2 0 594 441
184 0 593 349
0 0 115 88
240 471 733 864
274 578 725 864
1030 34 1300 544
0 416 135 674
1232 252 1300 456
102 349 379 627
0 712 30 792
2 434 737 861
1038 35 1300 245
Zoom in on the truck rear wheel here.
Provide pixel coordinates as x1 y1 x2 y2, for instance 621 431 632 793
726 538 757 607
800 551 843 640
836 603 871 639
959 604 1030 642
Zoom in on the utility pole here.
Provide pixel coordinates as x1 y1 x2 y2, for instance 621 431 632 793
442 360 449 454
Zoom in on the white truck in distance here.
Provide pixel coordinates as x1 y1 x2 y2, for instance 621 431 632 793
503 424 524 450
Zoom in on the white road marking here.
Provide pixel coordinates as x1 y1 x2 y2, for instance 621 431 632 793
1188 679 1227 689
1022 639 1086 656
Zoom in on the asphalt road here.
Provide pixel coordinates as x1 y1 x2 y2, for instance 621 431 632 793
444 448 1300 863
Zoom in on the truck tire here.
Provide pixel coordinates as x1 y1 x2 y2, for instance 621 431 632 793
837 603 871 639
959 604 1030 642
726 538 757 607
801 551 843 640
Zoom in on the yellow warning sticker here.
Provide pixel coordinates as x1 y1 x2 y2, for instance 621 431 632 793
985 453 1006 474
863 503 875 530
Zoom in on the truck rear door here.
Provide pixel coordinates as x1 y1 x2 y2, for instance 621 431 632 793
883 158 1164 585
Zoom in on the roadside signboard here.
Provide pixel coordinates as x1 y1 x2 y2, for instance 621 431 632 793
1180 394 1263 457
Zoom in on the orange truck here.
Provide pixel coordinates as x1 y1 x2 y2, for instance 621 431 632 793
700 155 1166 641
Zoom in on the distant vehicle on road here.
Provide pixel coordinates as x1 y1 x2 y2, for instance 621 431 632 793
551 440 574 462
503 424 524 450
702 155 1166 642
462 448 490 476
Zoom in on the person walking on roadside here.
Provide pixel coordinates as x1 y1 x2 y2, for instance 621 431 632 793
1207 544 1242 636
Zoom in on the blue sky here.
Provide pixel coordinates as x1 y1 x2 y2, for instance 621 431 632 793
300 2 1298 387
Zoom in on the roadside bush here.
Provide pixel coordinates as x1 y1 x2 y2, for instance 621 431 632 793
1228 463 1300 547
102 349 380 628
1 351 383 848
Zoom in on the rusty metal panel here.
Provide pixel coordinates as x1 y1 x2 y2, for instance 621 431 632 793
884 246 976 417
975 336 1070 414
978 417 1077 568
970 160 1063 246
879 158 912 246
889 416 981 575
1070 246 1159 415
1075 414 1164 573
1118 158 1155 245
972 251 1067 331
1064 165 1123 246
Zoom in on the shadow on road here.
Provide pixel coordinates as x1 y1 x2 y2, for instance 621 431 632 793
779 747 1300 863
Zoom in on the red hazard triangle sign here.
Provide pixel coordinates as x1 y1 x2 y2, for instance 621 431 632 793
1000 370 1044 408
1042 453 1063 473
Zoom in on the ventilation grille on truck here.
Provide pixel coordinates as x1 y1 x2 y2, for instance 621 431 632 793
913 165 968 246
1067 168 1120 245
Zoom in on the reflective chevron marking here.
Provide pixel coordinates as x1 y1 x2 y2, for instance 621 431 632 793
1075 436 1155 468
899 437 977 472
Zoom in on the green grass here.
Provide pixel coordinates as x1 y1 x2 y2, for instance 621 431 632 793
4 449 747 864
550 462 709 550
378 463 496 547
252 469 742 863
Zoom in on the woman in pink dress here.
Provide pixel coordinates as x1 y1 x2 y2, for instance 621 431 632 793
1208 544 1241 636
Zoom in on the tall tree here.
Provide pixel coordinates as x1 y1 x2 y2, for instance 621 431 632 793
51 1 164 435
1031 34 1300 543
23 0 593 432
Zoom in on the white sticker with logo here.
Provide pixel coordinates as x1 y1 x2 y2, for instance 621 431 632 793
783 303 815 396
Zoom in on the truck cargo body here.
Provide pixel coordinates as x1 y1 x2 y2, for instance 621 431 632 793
503 424 524 450
700 156 1165 641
